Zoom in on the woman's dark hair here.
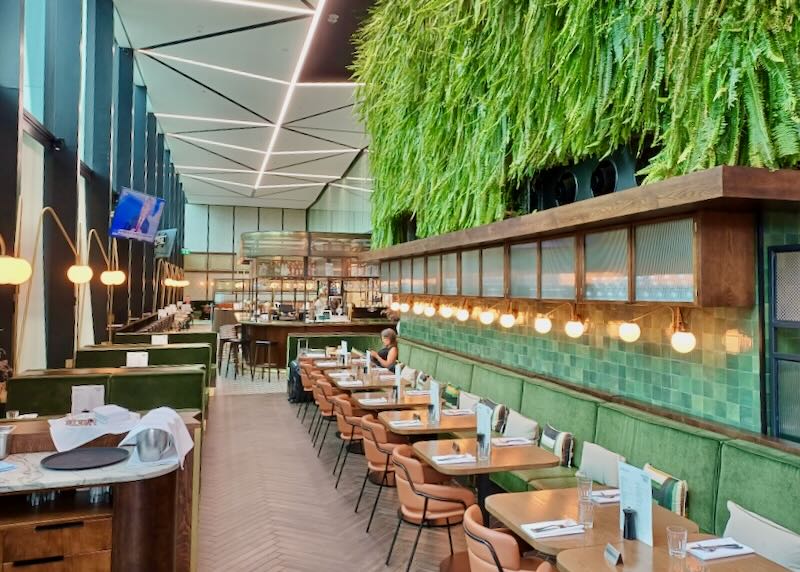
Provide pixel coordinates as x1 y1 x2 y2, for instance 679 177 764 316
381 328 398 347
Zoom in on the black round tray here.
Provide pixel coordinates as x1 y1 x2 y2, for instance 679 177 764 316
41 447 130 471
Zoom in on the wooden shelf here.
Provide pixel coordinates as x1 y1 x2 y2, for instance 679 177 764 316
361 166 800 262
0 491 111 529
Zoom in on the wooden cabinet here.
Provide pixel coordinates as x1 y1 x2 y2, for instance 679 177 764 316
2 551 110 572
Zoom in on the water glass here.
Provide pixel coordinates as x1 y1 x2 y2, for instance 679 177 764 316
578 498 594 529
667 526 688 558
426 403 437 422
476 433 491 461
5 410 19 419
576 472 593 499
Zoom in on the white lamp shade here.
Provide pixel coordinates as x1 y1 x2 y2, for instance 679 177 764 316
478 309 496 325
412 302 424 315
455 307 470 322
439 305 454 318
618 322 641 343
390 301 400 311
671 330 697 353
67 264 93 284
565 320 585 338
423 305 436 317
100 270 126 286
0 256 33 285
399 302 410 313
534 315 552 334
499 313 516 328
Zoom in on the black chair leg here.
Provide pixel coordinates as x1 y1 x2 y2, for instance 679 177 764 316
312 413 323 445
446 518 453 554
406 515 426 572
308 406 319 433
335 428 355 488
317 419 332 454
354 468 370 513
385 516 403 565
301 400 310 422
332 439 346 476
366 470 387 533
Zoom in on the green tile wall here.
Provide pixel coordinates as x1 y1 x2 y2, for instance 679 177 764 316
401 305 760 431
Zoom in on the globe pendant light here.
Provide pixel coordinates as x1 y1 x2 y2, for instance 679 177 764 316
533 314 552 334
390 301 401 311
439 304 454 319
564 319 585 338
618 321 641 343
399 302 410 313
423 304 436 317
412 302 425 315
499 312 516 329
0 255 33 285
67 264 93 284
455 307 470 322
100 270 126 286
478 308 496 325
671 330 697 353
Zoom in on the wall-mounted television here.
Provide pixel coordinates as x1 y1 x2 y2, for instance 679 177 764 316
109 188 165 243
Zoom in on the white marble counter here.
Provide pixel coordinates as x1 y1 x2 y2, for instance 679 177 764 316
0 450 178 494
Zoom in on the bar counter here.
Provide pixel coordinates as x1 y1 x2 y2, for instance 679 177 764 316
240 319 396 368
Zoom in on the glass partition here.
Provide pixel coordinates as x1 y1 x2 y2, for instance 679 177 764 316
461 250 480 296
481 246 505 297
635 218 694 302
380 262 389 293
540 237 576 299
585 229 629 301
400 259 412 293
412 257 425 293
509 242 538 298
442 253 458 295
426 255 441 295
389 260 400 293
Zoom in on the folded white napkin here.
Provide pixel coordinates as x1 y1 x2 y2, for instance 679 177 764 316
119 407 194 468
328 371 353 378
687 538 755 561
432 454 476 465
390 419 423 427
442 409 473 416
379 374 396 382
359 398 388 405
522 519 585 539
94 404 131 425
48 412 141 452
338 380 363 387
303 352 326 359
492 437 534 447
404 389 429 396
590 489 620 504
315 361 338 367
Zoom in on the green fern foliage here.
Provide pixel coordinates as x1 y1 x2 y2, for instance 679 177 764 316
353 0 800 247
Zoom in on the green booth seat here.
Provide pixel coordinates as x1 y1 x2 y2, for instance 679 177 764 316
287 333 382 365
593 403 729 533
408 345 439 376
75 343 213 389
6 365 206 418
470 364 524 411
715 439 800 536
113 331 219 364
434 355 474 391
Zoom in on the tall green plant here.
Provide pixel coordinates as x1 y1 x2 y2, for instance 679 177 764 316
353 0 800 247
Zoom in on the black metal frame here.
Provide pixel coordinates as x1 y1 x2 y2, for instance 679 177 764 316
332 399 363 488
463 524 506 572
768 244 800 441
355 420 397 533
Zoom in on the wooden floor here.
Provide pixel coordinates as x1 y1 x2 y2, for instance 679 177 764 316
198 393 466 571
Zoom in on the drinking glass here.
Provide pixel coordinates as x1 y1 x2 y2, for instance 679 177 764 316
578 498 594 529
5 410 19 420
667 526 688 558
576 472 593 500
476 433 491 461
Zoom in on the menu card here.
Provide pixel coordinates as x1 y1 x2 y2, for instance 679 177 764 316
151 334 169 346
395 365 403 398
71 385 105 414
428 380 441 422
618 462 654 546
126 351 149 367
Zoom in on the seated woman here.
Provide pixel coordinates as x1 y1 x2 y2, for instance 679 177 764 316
368 328 398 372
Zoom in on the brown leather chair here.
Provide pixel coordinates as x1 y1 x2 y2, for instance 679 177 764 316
386 444 476 572
331 394 364 488
463 505 555 572
357 414 408 532
313 380 341 454
305 371 327 432
298 363 315 420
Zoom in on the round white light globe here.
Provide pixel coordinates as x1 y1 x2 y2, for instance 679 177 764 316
455 307 470 322
499 313 516 328
671 331 697 353
67 264 93 284
618 322 641 343
564 320 586 338
534 315 552 334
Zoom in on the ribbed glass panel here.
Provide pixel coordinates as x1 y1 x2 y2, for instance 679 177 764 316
412 257 425 294
776 251 800 323
481 246 505 297
390 260 400 293
427 255 441 294
461 250 480 296
541 238 576 299
380 262 390 293
510 243 538 298
635 218 694 302
401 259 412 293
585 229 629 301
442 253 458 295
778 359 800 441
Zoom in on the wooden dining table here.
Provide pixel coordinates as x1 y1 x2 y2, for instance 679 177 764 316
378 410 478 436
556 537 787 572
414 438 560 527
329 375 415 392
485 488 699 556
355 391 432 411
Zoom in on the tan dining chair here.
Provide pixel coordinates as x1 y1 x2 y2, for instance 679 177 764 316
463 504 555 572
298 363 316 420
387 444 476 572
331 394 365 488
313 380 342 454
357 414 409 532
305 371 327 432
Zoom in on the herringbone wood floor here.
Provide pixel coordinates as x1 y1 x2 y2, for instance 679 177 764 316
198 394 467 571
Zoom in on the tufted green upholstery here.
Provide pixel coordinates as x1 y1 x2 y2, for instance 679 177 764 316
594 403 728 533
287 334 382 364
408 346 439 376
434 356 474 391
470 365 524 411
714 439 800 535
6 370 110 416
114 332 219 363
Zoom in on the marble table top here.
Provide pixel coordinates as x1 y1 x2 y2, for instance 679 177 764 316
0 450 178 494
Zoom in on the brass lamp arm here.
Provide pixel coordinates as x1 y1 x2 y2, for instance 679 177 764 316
86 229 111 268
40 207 79 258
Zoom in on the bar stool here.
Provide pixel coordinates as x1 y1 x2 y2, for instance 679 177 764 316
249 340 275 382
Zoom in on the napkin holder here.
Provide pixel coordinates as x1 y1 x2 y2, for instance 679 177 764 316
622 508 636 540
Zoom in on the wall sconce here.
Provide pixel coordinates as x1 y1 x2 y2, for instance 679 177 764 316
399 300 410 313
455 299 470 322
423 301 436 317
478 305 497 325
390 300 401 312
0 233 32 285
533 313 553 334
619 306 697 353
412 301 425 315
534 302 584 336
439 302 454 319
87 230 126 286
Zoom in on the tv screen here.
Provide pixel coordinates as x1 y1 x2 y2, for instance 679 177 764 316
109 188 165 243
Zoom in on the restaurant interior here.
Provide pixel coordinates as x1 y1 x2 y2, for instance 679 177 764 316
1 1 800 571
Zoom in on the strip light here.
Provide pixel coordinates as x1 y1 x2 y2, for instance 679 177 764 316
155 113 271 126
270 148 359 156
209 0 314 15
140 50 289 86
330 182 373 193
182 174 255 189
167 133 266 154
175 166 258 173
254 0 329 191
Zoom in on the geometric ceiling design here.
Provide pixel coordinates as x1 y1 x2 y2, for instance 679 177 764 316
113 0 372 208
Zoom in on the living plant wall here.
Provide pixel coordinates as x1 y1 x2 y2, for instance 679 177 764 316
353 0 800 246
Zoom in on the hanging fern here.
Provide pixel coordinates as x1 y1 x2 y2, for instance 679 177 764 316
353 0 800 247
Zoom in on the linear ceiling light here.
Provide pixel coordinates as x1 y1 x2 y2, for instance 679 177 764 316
254 0 329 191
182 174 256 188
330 182 373 193
296 81 365 88
167 133 266 154
262 171 339 179
209 0 314 15
257 183 321 189
175 166 257 173
139 50 289 86
270 148 359 156
155 113 271 127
